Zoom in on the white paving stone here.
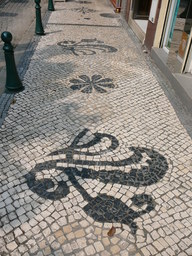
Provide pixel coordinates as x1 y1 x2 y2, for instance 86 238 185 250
0 0 192 255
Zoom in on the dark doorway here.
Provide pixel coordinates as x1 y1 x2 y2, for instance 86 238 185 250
133 0 152 20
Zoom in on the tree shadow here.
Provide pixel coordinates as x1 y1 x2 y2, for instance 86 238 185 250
9 0 29 2
0 12 18 17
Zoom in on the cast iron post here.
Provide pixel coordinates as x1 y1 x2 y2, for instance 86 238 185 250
48 0 55 11
1 32 24 93
35 0 45 35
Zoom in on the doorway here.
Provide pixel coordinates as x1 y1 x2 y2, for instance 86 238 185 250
133 0 152 20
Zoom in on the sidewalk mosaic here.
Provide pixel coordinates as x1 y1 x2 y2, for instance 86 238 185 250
69 75 115 93
57 39 117 56
0 0 192 255
25 128 168 236
71 7 97 14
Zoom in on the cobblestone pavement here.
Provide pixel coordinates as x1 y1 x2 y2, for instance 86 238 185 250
0 0 192 255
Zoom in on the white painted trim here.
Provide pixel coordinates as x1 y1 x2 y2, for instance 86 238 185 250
149 0 158 23
162 0 177 48
184 30 192 74
163 46 169 54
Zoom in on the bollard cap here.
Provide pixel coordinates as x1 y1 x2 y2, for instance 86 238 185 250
1 31 12 43
35 0 41 4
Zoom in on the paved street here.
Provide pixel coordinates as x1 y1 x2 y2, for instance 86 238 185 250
0 0 192 255
0 0 47 94
0 0 35 71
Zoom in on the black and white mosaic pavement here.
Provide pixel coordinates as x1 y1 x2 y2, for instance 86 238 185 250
57 39 118 56
69 75 115 93
0 0 192 255
25 129 168 235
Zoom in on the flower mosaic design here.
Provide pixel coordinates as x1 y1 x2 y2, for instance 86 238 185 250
57 39 117 56
69 75 115 93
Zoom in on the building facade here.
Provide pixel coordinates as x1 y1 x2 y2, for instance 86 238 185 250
153 0 192 74
116 0 192 109
119 0 192 75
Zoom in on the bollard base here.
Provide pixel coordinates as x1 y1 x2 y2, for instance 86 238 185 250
5 85 25 94
48 0 55 11
35 32 45 36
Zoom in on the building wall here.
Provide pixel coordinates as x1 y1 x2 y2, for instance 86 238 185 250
125 0 131 21
120 0 131 21
120 0 128 18
127 0 147 43
153 0 169 47
144 0 162 50
121 0 169 49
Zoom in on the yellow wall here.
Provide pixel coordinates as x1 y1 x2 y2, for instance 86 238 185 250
153 0 169 47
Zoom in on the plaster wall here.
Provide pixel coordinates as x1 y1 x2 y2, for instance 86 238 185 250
153 0 169 47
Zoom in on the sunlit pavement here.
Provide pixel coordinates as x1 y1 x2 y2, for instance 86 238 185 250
0 0 192 255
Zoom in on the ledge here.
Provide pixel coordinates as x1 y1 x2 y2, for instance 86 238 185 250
151 47 192 112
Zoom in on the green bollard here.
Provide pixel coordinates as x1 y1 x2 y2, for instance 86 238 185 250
35 0 45 35
48 0 55 11
1 32 24 93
